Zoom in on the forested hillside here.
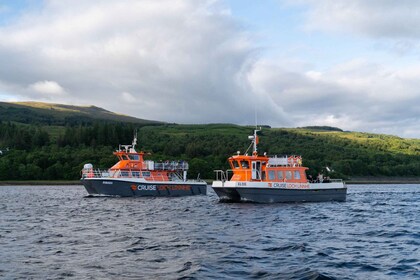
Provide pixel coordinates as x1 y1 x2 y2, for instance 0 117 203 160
0 101 161 125
0 121 419 181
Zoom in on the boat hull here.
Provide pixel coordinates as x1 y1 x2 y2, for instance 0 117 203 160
212 187 346 203
211 181 346 203
82 178 207 197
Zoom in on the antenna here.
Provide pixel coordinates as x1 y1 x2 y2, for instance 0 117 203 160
244 105 261 156
255 108 258 129
254 105 260 154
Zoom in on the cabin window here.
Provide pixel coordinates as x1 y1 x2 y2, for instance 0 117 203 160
123 155 130 160
132 171 140 178
129 155 140 160
121 171 129 177
294 171 301 179
286 171 292 180
277 171 284 180
142 171 151 177
268 170 275 180
232 160 240 168
240 160 249 169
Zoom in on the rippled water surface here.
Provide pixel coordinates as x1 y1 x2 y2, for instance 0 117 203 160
1 184 419 279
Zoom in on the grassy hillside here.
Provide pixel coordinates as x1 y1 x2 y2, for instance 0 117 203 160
260 128 419 178
0 101 161 125
0 102 419 181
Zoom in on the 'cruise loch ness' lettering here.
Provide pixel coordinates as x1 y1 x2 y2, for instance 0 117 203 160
137 185 156 191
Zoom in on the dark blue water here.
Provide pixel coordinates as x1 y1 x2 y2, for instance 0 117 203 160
0 184 419 279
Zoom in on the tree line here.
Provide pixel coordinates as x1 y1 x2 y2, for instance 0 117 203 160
0 121 419 180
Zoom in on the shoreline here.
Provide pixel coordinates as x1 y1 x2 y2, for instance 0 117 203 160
0 181 83 186
346 181 420 185
345 176 420 185
1 178 420 186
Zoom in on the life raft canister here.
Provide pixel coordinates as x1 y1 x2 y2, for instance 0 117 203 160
83 163 94 178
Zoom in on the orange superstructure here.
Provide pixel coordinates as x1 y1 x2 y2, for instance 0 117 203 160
80 133 207 197
228 154 308 183
212 129 347 203
109 150 170 181
222 129 308 183
82 135 189 182
111 150 146 170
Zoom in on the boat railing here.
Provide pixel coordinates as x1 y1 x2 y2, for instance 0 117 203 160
215 169 255 181
310 178 344 183
214 170 228 182
148 160 189 171
267 155 303 167
82 168 182 182
328 179 343 183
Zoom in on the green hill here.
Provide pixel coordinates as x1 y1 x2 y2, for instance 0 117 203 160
0 101 161 125
0 104 419 181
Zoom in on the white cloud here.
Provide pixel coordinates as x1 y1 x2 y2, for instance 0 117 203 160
121 92 136 103
293 0 420 58
29 80 66 96
248 58 420 137
0 0 419 138
300 0 420 39
0 0 287 125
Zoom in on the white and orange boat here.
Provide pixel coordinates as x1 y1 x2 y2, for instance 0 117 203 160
81 135 207 197
212 130 347 203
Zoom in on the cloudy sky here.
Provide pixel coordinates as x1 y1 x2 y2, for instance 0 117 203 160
0 0 419 138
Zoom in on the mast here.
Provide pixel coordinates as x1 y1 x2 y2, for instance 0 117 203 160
253 129 258 153
247 129 260 155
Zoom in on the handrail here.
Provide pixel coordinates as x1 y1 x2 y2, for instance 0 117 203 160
309 178 343 183
329 179 343 183
146 160 189 171
214 170 226 182
81 168 206 183
82 168 176 182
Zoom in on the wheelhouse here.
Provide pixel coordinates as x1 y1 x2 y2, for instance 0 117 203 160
228 154 308 183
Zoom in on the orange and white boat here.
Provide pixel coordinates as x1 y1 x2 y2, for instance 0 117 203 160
81 135 207 197
212 130 347 203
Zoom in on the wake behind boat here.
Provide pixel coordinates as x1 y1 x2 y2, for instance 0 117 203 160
81 135 207 197
212 129 347 203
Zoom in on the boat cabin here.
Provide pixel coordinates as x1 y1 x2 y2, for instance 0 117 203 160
228 154 308 183
223 129 309 183
106 139 188 181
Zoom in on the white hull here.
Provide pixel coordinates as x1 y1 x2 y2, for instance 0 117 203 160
211 180 347 203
